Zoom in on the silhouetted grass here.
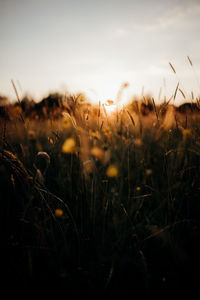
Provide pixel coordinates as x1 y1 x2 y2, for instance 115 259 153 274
1 91 200 296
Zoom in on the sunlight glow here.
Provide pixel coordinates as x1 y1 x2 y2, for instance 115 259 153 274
84 85 119 106
103 101 117 114
84 81 132 110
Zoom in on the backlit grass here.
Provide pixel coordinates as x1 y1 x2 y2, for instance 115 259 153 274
1 90 200 295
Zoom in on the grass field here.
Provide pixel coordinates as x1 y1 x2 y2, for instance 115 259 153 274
1 91 200 295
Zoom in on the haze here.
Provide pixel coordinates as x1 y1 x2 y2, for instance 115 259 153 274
1 0 200 104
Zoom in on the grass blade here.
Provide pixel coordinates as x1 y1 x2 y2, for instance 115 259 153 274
179 88 186 99
187 56 193 66
169 62 176 74
126 110 135 126
173 82 179 101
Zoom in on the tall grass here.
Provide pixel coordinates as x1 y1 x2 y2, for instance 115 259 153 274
1 85 200 294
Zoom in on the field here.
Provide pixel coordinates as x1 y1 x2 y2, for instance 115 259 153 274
1 91 200 295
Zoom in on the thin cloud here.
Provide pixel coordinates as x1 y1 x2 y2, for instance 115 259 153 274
143 3 200 31
113 28 131 38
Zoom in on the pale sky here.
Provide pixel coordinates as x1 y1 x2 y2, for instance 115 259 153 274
1 0 200 104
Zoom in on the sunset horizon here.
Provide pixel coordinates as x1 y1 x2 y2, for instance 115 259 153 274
1 0 200 105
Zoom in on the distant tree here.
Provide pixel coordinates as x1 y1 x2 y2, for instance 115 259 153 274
176 102 200 113
0 95 9 106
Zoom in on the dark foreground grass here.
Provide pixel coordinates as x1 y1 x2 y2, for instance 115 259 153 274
1 95 200 296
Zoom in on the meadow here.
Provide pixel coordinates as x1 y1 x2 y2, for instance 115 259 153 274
1 88 200 295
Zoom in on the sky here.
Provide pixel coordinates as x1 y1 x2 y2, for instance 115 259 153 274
1 0 200 104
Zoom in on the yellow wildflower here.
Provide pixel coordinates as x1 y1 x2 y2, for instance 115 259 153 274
106 165 118 178
134 138 142 147
91 147 104 160
183 129 191 139
55 208 63 218
62 137 76 153
145 169 152 176
48 137 54 144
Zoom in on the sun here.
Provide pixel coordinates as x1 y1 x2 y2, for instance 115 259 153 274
85 86 117 105
103 99 117 114
84 81 131 111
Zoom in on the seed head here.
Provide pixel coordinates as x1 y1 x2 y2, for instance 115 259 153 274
35 152 50 173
